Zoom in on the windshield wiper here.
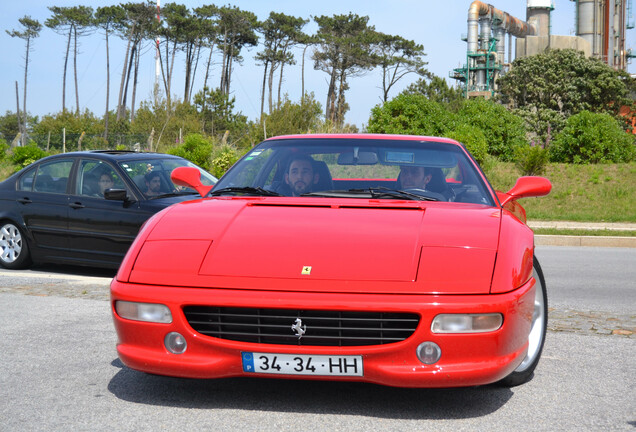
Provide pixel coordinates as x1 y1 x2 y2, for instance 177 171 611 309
209 186 282 197
367 187 439 201
149 190 199 199
302 187 438 201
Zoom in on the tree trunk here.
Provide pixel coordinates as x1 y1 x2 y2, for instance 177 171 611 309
117 24 134 121
14 81 22 147
301 45 308 98
268 62 276 114
73 26 80 115
131 46 140 122
184 43 193 103
326 67 337 122
260 60 268 118
22 37 30 146
62 29 72 113
104 25 110 140
188 43 201 104
122 43 137 118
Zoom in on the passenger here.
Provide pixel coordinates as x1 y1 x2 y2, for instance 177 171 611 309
98 173 114 196
282 154 320 196
144 172 162 196
399 165 432 190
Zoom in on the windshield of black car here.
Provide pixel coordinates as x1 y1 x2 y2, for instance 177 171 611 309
118 158 217 198
214 138 495 205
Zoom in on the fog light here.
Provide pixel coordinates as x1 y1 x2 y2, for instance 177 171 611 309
431 313 503 333
115 301 172 323
416 342 442 365
165 332 187 354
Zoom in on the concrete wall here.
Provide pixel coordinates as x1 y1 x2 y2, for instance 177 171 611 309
515 35 592 59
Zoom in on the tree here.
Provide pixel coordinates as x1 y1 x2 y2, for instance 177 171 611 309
256 12 308 116
45 6 94 114
95 5 126 140
193 5 220 101
313 13 377 125
161 3 204 104
403 75 464 109
372 33 428 102
216 6 259 96
498 49 633 140
258 93 323 141
6 16 42 146
116 2 156 122
193 87 248 143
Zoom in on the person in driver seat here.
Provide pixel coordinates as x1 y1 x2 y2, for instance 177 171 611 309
280 154 320 196
399 165 432 190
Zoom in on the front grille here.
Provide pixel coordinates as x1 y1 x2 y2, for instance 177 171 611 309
183 306 420 347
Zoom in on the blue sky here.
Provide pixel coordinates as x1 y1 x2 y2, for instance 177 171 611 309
1 0 634 128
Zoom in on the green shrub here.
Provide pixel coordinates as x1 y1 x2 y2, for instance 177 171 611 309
550 111 635 163
210 144 243 178
445 123 488 165
11 144 49 168
0 139 9 161
515 144 550 175
367 94 455 136
456 98 527 161
168 133 214 171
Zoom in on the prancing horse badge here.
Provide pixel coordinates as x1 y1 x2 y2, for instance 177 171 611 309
301 266 312 275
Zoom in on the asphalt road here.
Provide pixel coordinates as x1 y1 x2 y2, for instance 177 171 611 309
0 246 634 431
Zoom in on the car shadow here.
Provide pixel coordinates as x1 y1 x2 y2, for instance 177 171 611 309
108 359 513 420
28 263 117 279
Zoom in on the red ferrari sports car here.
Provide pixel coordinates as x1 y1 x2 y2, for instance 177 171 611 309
111 134 551 388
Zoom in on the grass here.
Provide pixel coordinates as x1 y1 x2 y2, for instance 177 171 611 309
533 228 636 237
485 162 636 223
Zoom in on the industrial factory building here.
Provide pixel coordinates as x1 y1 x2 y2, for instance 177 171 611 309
452 0 635 98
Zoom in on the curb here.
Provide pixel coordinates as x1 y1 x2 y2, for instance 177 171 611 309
535 235 636 248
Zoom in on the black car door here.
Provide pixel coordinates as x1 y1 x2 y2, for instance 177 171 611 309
65 159 149 267
16 159 74 260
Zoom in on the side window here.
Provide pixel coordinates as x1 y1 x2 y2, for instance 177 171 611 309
76 160 124 198
18 167 37 191
33 160 73 194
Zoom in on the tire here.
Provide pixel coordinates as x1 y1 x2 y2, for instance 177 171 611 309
498 256 548 387
0 222 32 270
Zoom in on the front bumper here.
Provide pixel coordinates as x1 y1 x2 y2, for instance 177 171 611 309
110 279 535 388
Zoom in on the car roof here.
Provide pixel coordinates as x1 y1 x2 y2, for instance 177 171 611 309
38 150 184 163
264 133 462 146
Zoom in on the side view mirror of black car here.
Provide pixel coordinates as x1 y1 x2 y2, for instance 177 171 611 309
104 189 129 201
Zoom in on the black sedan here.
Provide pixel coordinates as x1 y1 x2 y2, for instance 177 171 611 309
0 150 217 269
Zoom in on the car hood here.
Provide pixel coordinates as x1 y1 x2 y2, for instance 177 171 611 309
128 198 502 294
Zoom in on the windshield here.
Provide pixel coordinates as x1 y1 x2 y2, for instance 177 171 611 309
214 137 495 205
119 157 218 199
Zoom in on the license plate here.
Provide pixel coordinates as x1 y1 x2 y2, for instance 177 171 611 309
242 352 363 376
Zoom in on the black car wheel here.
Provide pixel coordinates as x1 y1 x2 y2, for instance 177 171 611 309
0 222 32 269
498 256 548 387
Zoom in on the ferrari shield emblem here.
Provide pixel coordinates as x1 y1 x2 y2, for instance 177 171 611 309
301 266 312 275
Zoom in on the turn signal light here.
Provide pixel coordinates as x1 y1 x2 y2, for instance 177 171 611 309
431 313 503 333
115 301 172 324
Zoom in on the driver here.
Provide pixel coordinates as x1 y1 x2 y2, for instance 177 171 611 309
283 154 320 196
399 165 432 190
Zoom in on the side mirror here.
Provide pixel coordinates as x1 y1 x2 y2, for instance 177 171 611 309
104 188 129 201
498 176 552 207
171 167 213 197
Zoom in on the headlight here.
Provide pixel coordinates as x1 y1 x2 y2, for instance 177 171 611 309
431 313 503 333
115 301 172 323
